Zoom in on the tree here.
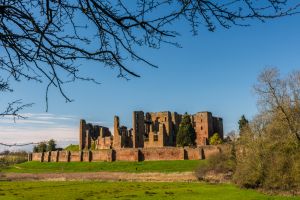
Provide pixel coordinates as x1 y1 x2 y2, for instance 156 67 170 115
1 0 300 117
198 68 300 191
46 139 57 152
238 115 249 136
254 68 300 141
209 133 223 145
36 141 47 152
33 139 57 152
176 113 196 147
33 146 39 153
238 115 249 131
233 68 300 191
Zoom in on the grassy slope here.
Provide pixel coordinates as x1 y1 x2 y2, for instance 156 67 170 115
64 144 79 151
2 160 206 173
0 181 299 200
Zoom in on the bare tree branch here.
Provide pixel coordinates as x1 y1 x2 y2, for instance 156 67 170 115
0 100 34 121
0 0 299 116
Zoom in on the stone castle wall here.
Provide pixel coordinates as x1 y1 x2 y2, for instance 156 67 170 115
29 146 221 162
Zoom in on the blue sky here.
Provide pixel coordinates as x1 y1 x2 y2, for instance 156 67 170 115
1 9 300 151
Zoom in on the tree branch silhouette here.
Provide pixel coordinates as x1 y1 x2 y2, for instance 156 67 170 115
1 0 299 116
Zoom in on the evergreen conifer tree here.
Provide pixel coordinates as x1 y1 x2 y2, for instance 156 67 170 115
176 113 196 147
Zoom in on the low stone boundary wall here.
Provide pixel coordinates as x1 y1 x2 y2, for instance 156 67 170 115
32 152 43 162
92 150 112 162
184 148 204 160
29 146 221 162
140 147 184 161
69 151 81 162
113 148 139 161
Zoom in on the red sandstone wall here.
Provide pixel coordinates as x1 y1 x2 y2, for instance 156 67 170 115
114 149 139 161
31 146 221 162
97 137 112 150
70 151 81 162
58 151 69 162
184 148 203 160
50 151 58 162
43 152 51 162
92 150 112 162
141 147 184 161
82 151 90 162
32 153 43 161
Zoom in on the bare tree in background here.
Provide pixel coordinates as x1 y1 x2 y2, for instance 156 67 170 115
254 68 300 141
1 0 300 117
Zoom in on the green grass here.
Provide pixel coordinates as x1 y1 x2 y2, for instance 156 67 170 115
0 181 298 200
2 160 206 173
64 144 79 151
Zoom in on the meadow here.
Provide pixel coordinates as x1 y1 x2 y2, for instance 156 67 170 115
1 160 206 173
0 181 299 200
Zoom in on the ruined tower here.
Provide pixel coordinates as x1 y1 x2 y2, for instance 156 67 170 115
113 116 121 148
79 119 86 150
132 111 145 148
192 112 223 146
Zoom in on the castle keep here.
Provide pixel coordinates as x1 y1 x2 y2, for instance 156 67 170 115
79 111 223 150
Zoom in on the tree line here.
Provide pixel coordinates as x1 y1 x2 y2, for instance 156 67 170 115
33 139 58 153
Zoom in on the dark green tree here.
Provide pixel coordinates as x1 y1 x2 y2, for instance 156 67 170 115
46 139 57 152
32 146 38 153
238 115 249 132
37 142 47 152
176 113 196 147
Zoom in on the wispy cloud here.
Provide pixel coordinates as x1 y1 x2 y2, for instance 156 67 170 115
0 119 56 125
0 113 78 126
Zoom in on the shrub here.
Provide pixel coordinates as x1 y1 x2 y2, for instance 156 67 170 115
233 122 300 191
0 151 28 170
209 133 223 145
196 146 236 181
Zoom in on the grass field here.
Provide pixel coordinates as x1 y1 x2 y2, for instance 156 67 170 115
1 160 206 173
0 181 299 200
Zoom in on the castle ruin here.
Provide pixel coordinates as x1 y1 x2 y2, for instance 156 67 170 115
79 111 223 150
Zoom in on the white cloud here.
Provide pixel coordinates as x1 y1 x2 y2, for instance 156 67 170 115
0 126 77 142
0 112 114 152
